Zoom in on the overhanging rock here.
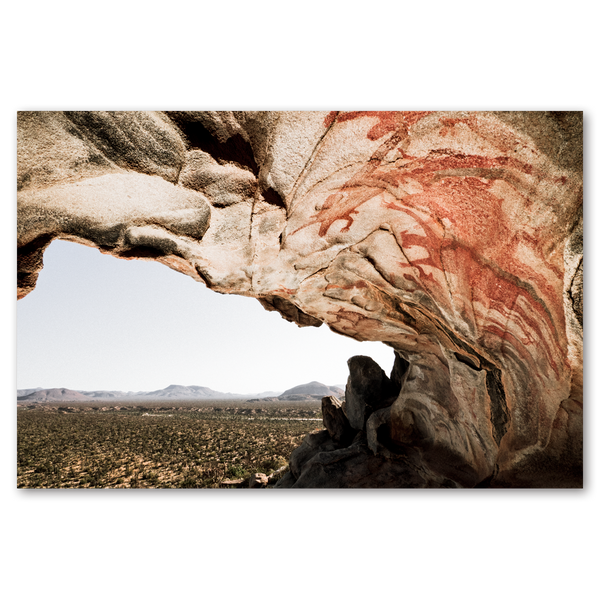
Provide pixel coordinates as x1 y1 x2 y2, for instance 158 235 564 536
17 110 583 487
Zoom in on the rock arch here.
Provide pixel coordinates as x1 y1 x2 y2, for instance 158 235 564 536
17 110 583 487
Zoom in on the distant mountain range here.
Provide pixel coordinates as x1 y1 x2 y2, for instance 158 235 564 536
278 381 344 401
18 388 92 402
17 387 44 397
17 381 345 402
127 384 251 400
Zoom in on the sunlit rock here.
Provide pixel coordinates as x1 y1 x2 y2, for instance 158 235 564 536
249 473 269 488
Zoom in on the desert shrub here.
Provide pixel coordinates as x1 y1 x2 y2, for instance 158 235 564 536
226 464 248 479
144 471 159 485
17 400 322 488
259 456 288 473
179 476 198 488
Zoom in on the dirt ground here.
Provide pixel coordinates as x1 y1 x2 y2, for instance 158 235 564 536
17 400 323 488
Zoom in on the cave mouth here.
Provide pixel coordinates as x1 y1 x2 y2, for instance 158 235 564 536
18 111 583 492
17 239 396 396
16 239 401 488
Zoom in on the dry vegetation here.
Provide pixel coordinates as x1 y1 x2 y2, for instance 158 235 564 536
17 400 323 488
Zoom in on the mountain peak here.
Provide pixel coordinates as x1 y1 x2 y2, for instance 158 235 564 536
280 381 343 398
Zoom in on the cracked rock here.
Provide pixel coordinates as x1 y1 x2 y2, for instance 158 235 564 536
344 355 400 431
322 396 356 444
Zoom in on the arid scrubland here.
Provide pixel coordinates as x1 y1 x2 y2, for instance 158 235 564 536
17 401 322 488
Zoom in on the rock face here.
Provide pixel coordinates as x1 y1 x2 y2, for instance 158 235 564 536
321 395 355 444
279 382 460 488
17 111 583 487
248 473 269 488
344 355 399 430
278 355 487 488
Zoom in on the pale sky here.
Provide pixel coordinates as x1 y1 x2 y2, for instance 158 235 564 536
17 240 396 394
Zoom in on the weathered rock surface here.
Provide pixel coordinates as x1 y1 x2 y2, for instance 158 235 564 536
248 473 269 488
288 429 339 480
322 395 356 443
344 355 399 430
277 412 459 489
278 353 475 488
17 111 583 487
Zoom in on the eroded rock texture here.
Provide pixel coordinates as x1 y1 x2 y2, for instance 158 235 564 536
17 111 583 487
277 367 461 489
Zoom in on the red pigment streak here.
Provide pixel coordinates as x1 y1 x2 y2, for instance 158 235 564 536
480 324 558 379
384 206 468 321
384 203 564 376
401 152 535 178
438 114 524 155
304 113 568 379
481 324 534 359
304 115 562 244
323 111 339 129
385 189 504 270
296 113 433 238
439 117 470 137
318 187 384 235
384 178 510 250
403 271 437 289
385 186 564 325
376 149 566 297
323 111 434 141
328 308 373 329
472 262 561 376
296 149 543 242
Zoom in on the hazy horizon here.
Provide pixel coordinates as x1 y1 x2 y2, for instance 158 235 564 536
17 240 396 394
16 381 346 395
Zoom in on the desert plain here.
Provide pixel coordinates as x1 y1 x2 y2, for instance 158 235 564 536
17 400 322 488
